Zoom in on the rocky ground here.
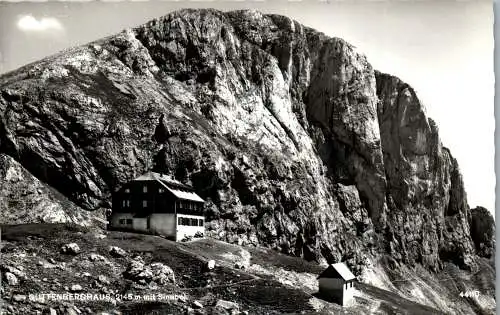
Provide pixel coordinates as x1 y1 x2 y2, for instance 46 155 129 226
1 224 494 315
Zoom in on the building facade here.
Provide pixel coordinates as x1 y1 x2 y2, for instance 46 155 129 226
317 262 356 306
109 172 205 241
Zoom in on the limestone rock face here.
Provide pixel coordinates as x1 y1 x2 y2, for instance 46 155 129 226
375 72 476 270
0 154 102 225
0 9 491 273
469 206 495 258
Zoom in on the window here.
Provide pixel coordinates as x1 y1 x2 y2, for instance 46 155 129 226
182 218 190 226
125 188 130 193
178 217 200 226
122 200 130 208
143 200 148 208
143 185 148 193
120 218 132 225
159 188 164 193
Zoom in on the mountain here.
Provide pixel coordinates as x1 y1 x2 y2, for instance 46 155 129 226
0 8 495 314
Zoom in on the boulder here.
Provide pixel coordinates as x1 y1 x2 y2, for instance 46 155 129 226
61 243 80 255
123 258 175 285
203 260 216 272
215 300 239 312
123 257 146 280
12 294 26 302
5 272 18 286
1 265 25 280
109 246 127 257
89 253 109 263
150 262 176 284
98 275 110 285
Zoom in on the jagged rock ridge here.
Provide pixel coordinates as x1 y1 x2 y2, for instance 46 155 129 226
0 9 494 275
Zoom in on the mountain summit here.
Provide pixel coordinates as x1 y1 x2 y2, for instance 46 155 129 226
0 9 494 310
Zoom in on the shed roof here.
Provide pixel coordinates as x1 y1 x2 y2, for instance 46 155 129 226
317 262 356 281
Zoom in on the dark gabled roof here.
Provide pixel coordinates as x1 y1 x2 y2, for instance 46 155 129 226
122 172 205 203
317 262 356 281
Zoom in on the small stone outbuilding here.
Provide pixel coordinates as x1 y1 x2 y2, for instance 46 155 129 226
317 262 356 306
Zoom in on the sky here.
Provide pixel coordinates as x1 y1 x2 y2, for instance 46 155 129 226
0 0 495 215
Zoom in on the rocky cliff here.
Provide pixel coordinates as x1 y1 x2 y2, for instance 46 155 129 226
0 9 493 277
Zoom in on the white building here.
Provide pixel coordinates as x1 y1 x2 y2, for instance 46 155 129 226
109 172 205 241
317 262 356 306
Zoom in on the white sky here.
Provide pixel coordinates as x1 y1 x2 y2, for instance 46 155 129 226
0 0 494 215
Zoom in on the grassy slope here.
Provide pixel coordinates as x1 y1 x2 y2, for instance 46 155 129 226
0 224 449 315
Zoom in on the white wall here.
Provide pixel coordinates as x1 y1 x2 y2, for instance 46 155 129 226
133 217 148 232
176 213 205 241
342 282 354 306
149 213 176 238
109 212 205 242
109 213 133 229
318 278 354 306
